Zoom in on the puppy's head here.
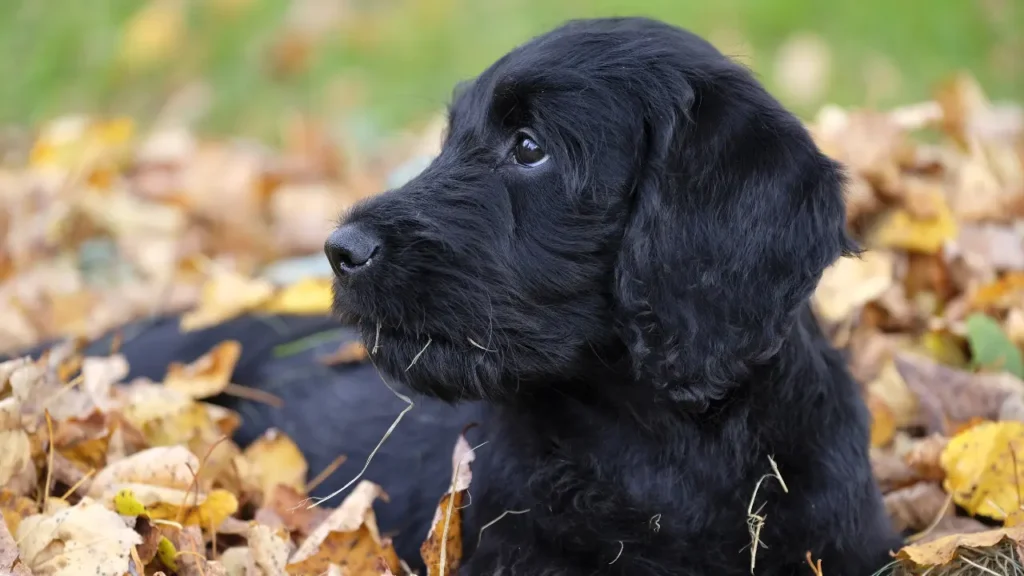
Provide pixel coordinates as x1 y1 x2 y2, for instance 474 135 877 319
327 18 855 408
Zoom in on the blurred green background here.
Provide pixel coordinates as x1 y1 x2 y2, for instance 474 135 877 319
1 0 1020 142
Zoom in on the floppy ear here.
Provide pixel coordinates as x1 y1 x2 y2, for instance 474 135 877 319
613 68 857 411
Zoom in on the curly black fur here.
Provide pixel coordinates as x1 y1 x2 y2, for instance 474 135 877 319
329 17 899 576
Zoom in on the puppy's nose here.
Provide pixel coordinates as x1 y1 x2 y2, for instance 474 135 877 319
325 224 381 276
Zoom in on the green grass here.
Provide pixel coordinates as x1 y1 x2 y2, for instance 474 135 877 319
0 0 1020 142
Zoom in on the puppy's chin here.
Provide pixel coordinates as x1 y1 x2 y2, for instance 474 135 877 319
354 322 502 404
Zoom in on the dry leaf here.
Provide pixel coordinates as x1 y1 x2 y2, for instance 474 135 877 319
0 399 34 495
249 522 294 576
884 482 953 532
897 525 1024 567
164 340 242 399
264 484 331 536
180 270 275 332
242 429 308 498
904 434 949 483
0 510 32 576
289 481 394 567
868 200 959 255
16 500 143 576
814 251 895 324
895 352 1024 435
319 341 369 366
258 277 334 316
0 489 39 536
286 527 399 576
867 392 897 447
866 360 920 429
940 421 1024 519
421 432 476 576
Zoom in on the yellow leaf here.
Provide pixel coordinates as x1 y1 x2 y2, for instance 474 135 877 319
0 400 33 495
259 277 334 315
119 0 186 70
248 522 294 575
180 270 276 332
896 525 1024 567
813 250 895 323
148 488 239 528
867 198 958 255
940 421 1024 519
867 392 896 448
242 429 309 498
164 340 242 399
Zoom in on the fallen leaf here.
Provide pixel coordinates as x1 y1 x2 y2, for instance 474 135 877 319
421 432 476 576
0 489 39 536
965 312 1024 377
249 522 293 576
319 341 369 366
0 399 34 495
813 251 895 324
885 482 953 533
180 270 275 332
289 481 394 568
286 528 398 576
242 428 308 498
897 525 1024 567
16 500 143 576
0 509 32 576
867 392 897 447
868 200 959 255
265 484 331 536
904 434 949 483
867 359 920 429
894 352 1024 435
164 340 242 399
940 420 1024 519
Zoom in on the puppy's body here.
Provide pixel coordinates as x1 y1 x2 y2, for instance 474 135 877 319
327 17 899 575
466 305 895 575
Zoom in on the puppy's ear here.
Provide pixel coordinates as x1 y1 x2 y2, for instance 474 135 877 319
614 68 857 411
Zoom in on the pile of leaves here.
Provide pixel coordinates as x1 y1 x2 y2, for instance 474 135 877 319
808 73 1024 575
0 338 471 575
1 71 1024 575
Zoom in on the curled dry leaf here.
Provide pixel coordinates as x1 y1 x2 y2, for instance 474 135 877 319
164 340 242 399
287 480 400 575
16 500 143 576
897 525 1024 567
421 431 476 576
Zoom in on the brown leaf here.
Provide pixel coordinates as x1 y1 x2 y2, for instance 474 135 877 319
285 527 399 576
884 482 953 532
894 352 1024 434
289 481 397 574
903 434 949 483
264 484 331 536
421 432 476 576
0 489 39 536
897 525 1024 567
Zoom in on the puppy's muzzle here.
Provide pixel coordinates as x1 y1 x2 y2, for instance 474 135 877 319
324 223 381 276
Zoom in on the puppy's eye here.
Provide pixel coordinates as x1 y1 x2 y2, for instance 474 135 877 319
512 133 548 167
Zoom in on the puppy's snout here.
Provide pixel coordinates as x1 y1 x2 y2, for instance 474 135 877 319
325 223 381 276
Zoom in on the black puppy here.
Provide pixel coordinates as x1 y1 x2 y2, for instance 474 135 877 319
326 17 899 576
